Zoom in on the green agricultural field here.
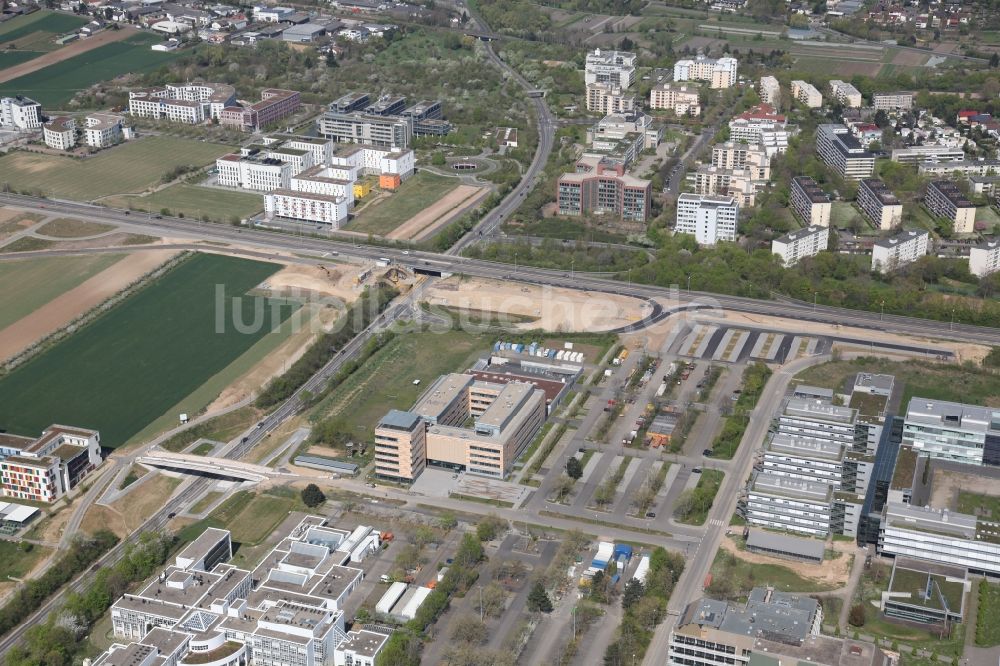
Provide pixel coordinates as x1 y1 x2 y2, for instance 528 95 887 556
107 184 263 222
0 253 296 447
0 33 178 107
0 253 125 331
0 51 43 69
0 11 87 44
348 172 459 236
0 136 233 200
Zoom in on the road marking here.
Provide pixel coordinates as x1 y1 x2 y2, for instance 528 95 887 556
708 518 725 526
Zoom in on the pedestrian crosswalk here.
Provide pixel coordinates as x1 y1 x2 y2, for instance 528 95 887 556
708 518 725 527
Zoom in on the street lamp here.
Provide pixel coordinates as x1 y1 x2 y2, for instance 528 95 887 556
879 299 885 321
687 274 692 292
813 291 818 310
514 251 518 275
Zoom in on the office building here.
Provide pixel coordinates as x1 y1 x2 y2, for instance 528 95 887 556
129 83 237 123
791 80 823 108
585 83 636 114
675 193 739 245
890 145 965 165
262 134 336 168
747 473 833 537
216 151 293 191
82 113 128 148
902 397 1000 466
856 178 903 230
816 124 875 179
43 116 76 150
790 176 832 227
316 111 412 149
771 225 829 267
557 155 651 222
673 55 738 88
98 519 391 666
919 160 1000 177
587 111 661 155
872 229 929 272
759 75 780 106
366 94 407 117
0 96 42 129
0 426 102 503
374 409 428 482
881 558 968 626
970 241 1000 277
329 92 370 114
218 88 301 132
649 82 701 116
829 79 863 108
584 48 637 88
879 501 1000 576
873 91 913 110
924 180 976 234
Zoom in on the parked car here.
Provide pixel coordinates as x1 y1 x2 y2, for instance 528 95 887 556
646 511 656 518
703 449 714 457
692 467 703 474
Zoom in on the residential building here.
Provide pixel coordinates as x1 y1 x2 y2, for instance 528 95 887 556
791 80 823 108
264 190 350 228
673 55 738 88
902 397 1000 466
83 113 127 148
216 151 293 191
128 83 236 123
771 225 829 267
584 48 637 88
856 178 903 230
316 111 412 149
0 426 102 503
758 128 792 157
970 241 1000 277
759 75 780 106
328 144 415 185
710 142 770 178
879 501 1000 576
790 176 832 227
0 96 42 129
556 155 651 222
873 91 914 110
99 519 390 666
968 175 1000 196
816 124 875 179
925 180 976 234
649 82 701 116
891 145 966 165
587 112 661 162
218 88 300 132
263 134 336 168
919 160 1000 177
728 105 791 155
43 116 76 150
675 193 739 245
871 229 929 272
585 83 636 114
690 165 765 207
829 79 863 108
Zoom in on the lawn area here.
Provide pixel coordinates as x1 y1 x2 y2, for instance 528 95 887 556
36 218 115 238
708 548 837 599
976 580 1000 647
0 136 233 200
0 253 124 331
0 540 50 582
795 357 1000 406
0 11 87 44
674 469 724 526
0 253 295 447
0 33 178 107
977 205 1000 234
830 201 871 232
106 183 264 223
190 491 223 515
177 488 306 552
348 172 459 236
309 329 490 446
958 491 1000 522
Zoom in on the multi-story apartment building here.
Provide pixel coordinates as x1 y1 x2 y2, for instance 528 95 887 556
728 105 790 155
816 124 875 179
584 48 637 88
710 142 770 178
264 190 350 228
924 180 976 233
890 145 965 165
771 225 829 267
43 116 76 150
675 193 739 245
99 519 391 666
758 75 780 106
216 151 293 191
587 111 661 153
648 82 701 116
856 178 903 230
690 166 765 207
673 55 738 88
902 397 1000 466
556 155 651 222
970 240 1000 277
790 176 832 227
585 83 636 114
0 426 102 503
128 83 236 124
872 229 929 272
0 96 42 129
82 113 128 148
919 159 1000 177
262 134 336 168
218 88 300 132
316 111 412 149
791 80 823 108
829 79 863 108
879 502 1000 577
747 473 834 537
873 91 913 110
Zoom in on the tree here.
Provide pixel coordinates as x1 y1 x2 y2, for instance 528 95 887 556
476 514 506 542
451 616 488 644
848 603 866 627
300 484 326 508
566 456 583 480
479 582 507 618
622 579 644 610
431 151 446 166
439 512 457 531
527 581 553 613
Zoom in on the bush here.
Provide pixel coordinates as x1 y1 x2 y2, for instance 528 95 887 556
301 484 326 508
848 603 866 627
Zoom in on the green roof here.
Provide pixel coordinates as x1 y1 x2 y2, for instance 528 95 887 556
889 567 965 612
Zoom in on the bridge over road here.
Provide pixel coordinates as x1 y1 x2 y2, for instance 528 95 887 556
137 450 287 482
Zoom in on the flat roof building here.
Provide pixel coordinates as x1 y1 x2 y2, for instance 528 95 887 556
674 55 738 89
759 75 780 107
873 91 913 110
791 80 823 108
0 425 102 503
649 82 701 117
830 80 862 108
872 229 929 273
585 48 637 88
816 124 875 179
586 83 636 115
316 111 412 149
772 224 829 268
675 193 738 245
903 397 1000 467
970 240 1000 278
925 180 976 234
557 155 651 222
0 95 42 130
891 145 965 165
790 175 832 227
857 178 902 231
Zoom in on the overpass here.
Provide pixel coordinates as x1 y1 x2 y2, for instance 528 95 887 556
137 450 279 482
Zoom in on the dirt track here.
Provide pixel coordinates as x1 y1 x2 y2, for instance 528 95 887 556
0 26 139 85
386 185 486 241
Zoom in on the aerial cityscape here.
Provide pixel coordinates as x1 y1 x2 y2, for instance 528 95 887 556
4 0 1000 664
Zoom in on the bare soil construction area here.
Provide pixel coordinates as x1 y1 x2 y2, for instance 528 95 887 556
424 276 649 332
720 536 854 589
0 249 177 361
0 26 138 84
386 185 486 241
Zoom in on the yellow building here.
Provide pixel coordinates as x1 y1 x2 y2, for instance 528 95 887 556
353 180 372 199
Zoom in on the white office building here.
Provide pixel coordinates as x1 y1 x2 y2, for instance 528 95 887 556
879 502 1000 577
673 55 738 88
771 225 829 267
791 80 823 108
675 193 739 245
584 49 637 88
902 397 1000 466
871 229 929 272
83 113 128 148
265 190 350 228
829 80 863 108
759 75 780 106
891 145 966 165
746 473 833 537
0 96 42 129
970 241 1000 277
